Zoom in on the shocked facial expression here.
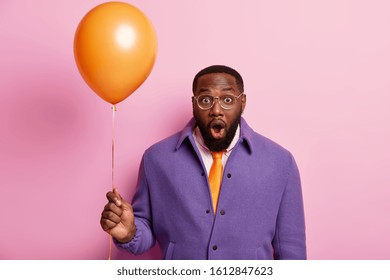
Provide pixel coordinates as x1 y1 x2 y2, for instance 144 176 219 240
192 73 246 152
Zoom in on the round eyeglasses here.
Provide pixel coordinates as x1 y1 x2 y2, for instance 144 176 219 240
193 93 244 110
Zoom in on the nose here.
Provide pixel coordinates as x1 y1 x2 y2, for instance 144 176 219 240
209 97 223 117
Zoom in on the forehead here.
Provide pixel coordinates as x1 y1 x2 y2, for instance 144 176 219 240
195 73 237 92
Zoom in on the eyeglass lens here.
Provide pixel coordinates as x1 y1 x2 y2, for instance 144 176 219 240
196 94 242 110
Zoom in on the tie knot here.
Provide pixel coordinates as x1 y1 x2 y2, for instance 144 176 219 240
211 151 224 160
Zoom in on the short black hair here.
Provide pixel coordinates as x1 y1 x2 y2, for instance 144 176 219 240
192 65 244 93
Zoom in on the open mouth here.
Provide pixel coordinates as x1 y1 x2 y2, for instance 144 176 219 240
209 119 226 139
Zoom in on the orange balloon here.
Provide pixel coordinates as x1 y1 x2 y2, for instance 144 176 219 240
74 2 157 105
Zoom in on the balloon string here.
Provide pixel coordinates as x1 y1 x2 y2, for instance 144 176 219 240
112 104 116 191
109 104 117 260
109 236 113 260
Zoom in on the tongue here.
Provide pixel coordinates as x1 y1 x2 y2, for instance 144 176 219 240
213 125 222 132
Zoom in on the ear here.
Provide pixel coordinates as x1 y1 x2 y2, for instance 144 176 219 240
241 93 246 113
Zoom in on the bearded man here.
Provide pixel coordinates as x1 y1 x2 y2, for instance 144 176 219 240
100 65 307 260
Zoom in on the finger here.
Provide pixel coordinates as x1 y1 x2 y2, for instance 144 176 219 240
100 218 118 232
104 202 122 216
101 210 121 223
106 191 121 207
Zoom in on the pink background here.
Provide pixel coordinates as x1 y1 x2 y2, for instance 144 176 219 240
1 0 389 260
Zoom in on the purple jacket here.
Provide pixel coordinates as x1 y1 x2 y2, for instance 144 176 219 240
116 118 306 259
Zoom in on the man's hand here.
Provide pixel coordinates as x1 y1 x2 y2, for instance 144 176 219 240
100 188 136 243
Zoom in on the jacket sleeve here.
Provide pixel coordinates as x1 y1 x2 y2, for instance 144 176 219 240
272 153 307 259
114 154 156 255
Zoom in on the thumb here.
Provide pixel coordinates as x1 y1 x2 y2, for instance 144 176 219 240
113 188 132 211
112 188 124 206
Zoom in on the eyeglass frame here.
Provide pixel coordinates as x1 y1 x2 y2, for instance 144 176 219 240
192 92 244 110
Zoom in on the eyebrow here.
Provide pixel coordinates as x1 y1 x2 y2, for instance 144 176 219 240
197 87 235 94
221 87 235 92
198 88 210 94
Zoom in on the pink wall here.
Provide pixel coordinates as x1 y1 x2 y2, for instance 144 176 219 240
1 0 389 260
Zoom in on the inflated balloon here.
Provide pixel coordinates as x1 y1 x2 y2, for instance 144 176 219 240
74 2 157 104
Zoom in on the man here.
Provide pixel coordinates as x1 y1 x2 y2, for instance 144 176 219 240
100 65 306 259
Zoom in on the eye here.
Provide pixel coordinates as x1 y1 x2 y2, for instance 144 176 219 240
222 96 234 104
199 96 212 104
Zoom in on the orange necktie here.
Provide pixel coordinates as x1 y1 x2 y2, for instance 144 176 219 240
209 151 224 213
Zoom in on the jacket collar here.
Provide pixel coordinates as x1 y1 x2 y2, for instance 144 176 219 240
175 117 254 154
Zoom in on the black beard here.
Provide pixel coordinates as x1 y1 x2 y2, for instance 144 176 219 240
194 114 241 152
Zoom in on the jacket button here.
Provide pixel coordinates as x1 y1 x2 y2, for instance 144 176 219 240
220 210 225 215
206 210 210 214
227 173 232 178
212 245 218 250
201 172 205 176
